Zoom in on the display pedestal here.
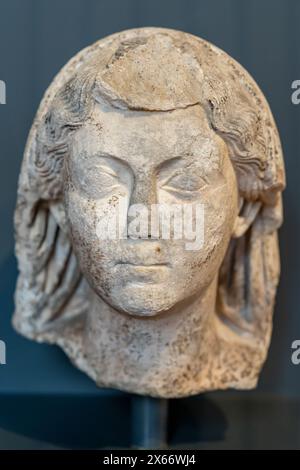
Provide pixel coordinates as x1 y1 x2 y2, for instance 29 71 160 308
131 396 168 449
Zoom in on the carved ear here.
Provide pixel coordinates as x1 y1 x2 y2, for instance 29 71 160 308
232 198 261 238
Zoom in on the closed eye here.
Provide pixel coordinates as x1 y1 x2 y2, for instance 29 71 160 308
160 170 207 197
71 152 133 199
97 164 118 178
81 166 119 195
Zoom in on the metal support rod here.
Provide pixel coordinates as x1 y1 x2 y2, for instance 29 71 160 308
131 395 169 449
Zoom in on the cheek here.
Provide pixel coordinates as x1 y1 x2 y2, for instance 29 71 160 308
65 193 97 279
64 190 112 270
205 184 237 242
65 191 122 297
173 181 237 283
65 192 97 241
65 187 128 237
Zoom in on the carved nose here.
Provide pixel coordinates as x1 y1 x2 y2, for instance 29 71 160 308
127 172 158 239
129 173 157 207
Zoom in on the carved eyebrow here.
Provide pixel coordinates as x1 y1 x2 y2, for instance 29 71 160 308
155 156 184 174
90 152 185 173
96 164 118 178
88 151 133 173
157 157 221 186
157 156 206 176
155 153 217 172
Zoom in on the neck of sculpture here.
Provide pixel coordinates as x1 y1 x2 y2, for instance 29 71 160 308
83 277 218 397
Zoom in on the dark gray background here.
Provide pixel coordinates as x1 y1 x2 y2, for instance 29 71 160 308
0 0 299 446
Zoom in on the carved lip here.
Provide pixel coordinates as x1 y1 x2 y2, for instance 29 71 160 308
116 261 170 268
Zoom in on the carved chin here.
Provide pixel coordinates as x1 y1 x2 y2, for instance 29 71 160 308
105 284 180 317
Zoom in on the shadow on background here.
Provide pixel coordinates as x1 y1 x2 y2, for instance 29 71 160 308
0 394 227 449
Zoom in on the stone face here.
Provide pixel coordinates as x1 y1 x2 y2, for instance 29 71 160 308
13 28 285 398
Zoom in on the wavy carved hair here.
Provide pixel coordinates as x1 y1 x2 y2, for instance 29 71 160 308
14 29 285 353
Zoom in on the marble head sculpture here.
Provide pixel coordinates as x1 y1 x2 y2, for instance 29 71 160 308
14 28 285 397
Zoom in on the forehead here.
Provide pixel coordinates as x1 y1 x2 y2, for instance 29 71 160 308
71 102 222 168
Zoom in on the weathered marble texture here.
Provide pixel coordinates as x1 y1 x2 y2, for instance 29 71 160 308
13 28 285 397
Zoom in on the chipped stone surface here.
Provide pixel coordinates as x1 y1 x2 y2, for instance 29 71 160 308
13 28 285 398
